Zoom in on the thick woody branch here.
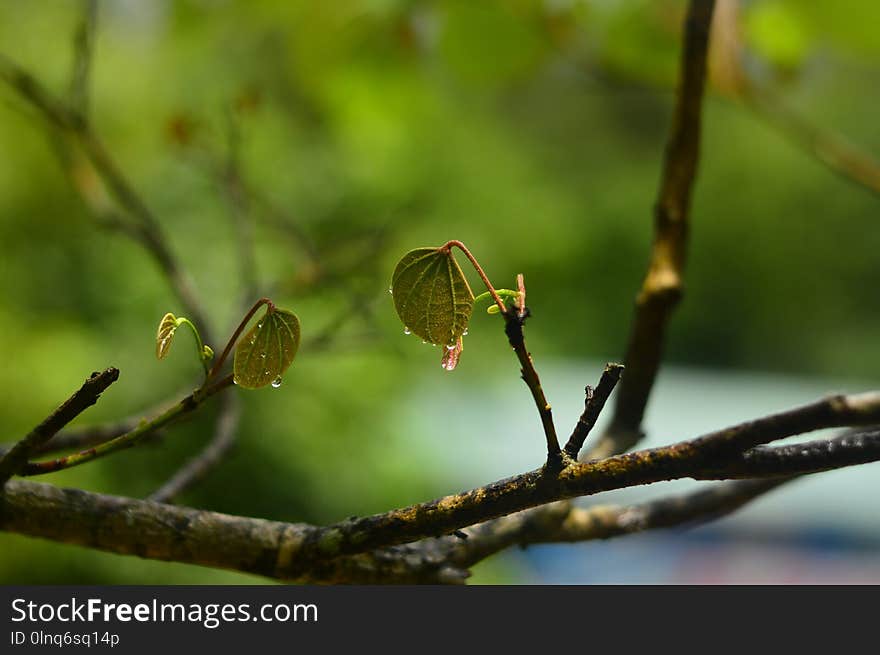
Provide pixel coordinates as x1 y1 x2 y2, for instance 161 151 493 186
442 477 791 569
700 428 880 479
0 480 463 584
4 391 877 582
0 368 119 485
271 391 880 565
594 0 716 458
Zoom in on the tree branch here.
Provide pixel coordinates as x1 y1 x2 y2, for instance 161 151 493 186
592 0 716 458
442 477 791 570
564 363 625 459
743 84 880 197
277 392 879 566
4 417 876 583
7 389 873 582
0 368 119 485
503 307 561 460
19 375 234 476
69 0 97 118
147 394 241 504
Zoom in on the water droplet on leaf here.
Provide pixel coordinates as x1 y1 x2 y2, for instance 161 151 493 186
233 306 300 389
403 327 411 335
390 247 474 347
271 376 283 388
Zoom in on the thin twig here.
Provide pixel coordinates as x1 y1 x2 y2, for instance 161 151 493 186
20 375 234 476
207 298 272 380
0 368 119 485
69 0 97 118
0 389 203 459
503 306 561 460
148 394 241 504
708 0 880 197
592 0 716 459
743 84 880 196
563 363 625 459
443 240 506 314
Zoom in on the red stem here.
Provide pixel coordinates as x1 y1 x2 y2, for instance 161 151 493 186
442 240 506 314
206 297 273 382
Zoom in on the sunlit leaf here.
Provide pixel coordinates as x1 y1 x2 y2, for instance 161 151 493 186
156 312 178 360
233 307 301 389
391 247 474 346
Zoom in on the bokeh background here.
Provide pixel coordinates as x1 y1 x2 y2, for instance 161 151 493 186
1 0 878 583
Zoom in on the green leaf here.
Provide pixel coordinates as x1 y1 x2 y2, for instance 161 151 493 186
233 307 301 389
391 247 474 346
156 312 178 360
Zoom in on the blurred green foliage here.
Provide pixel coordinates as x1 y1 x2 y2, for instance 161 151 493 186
0 0 878 583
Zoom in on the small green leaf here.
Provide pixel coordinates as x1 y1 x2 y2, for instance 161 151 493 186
474 288 521 314
233 307 300 389
391 247 474 346
156 312 178 360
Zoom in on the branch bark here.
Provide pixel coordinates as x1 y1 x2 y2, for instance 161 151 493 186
592 0 716 458
4 392 878 582
0 368 119 485
442 477 792 570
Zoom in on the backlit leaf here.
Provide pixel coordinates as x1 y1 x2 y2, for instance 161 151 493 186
156 312 178 360
391 247 474 346
233 307 301 389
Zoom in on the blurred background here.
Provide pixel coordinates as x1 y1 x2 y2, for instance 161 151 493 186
1 0 878 584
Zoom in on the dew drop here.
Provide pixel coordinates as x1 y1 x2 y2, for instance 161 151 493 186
271 376 283 388
403 327 411 335
257 322 263 329
232 378 238 386
462 329 469 337
388 287 393 295
260 353 266 359
446 344 455 350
